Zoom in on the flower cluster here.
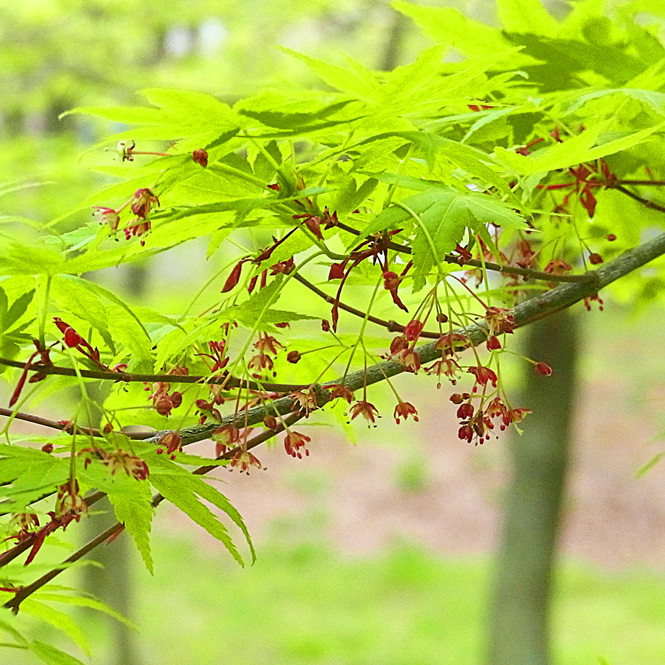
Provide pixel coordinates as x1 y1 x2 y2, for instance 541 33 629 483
248 333 283 378
6 482 87 566
79 446 150 480
92 186 160 247
148 381 183 417
452 393 531 445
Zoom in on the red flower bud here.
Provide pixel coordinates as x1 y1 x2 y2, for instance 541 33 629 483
63 327 82 348
192 149 208 167
403 319 424 342
155 396 173 416
486 336 501 351
457 403 474 420
287 350 301 364
534 361 553 376
222 259 246 293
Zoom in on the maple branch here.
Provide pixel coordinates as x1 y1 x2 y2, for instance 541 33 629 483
333 220 591 283
0 358 307 393
5 230 665 608
616 179 665 186
3 411 303 611
148 228 665 447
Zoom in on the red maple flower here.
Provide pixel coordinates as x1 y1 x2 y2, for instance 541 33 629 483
348 400 380 425
130 188 159 219
284 431 311 459
228 450 263 474
484 306 515 335
467 365 498 388
92 206 120 231
291 388 318 416
394 401 419 424
435 333 468 355
426 357 461 387
329 384 354 404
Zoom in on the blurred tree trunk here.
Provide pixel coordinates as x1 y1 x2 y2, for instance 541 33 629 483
486 310 579 665
81 264 149 665
378 10 409 71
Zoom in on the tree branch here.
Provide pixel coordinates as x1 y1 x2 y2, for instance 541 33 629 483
3 411 303 611
333 220 592 283
613 184 665 214
4 229 665 609
0 407 152 439
0 358 308 392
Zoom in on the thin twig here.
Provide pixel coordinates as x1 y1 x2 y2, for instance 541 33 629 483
616 179 665 186
0 358 308 393
613 184 665 214
0 407 152 439
293 273 441 338
333 220 592 283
